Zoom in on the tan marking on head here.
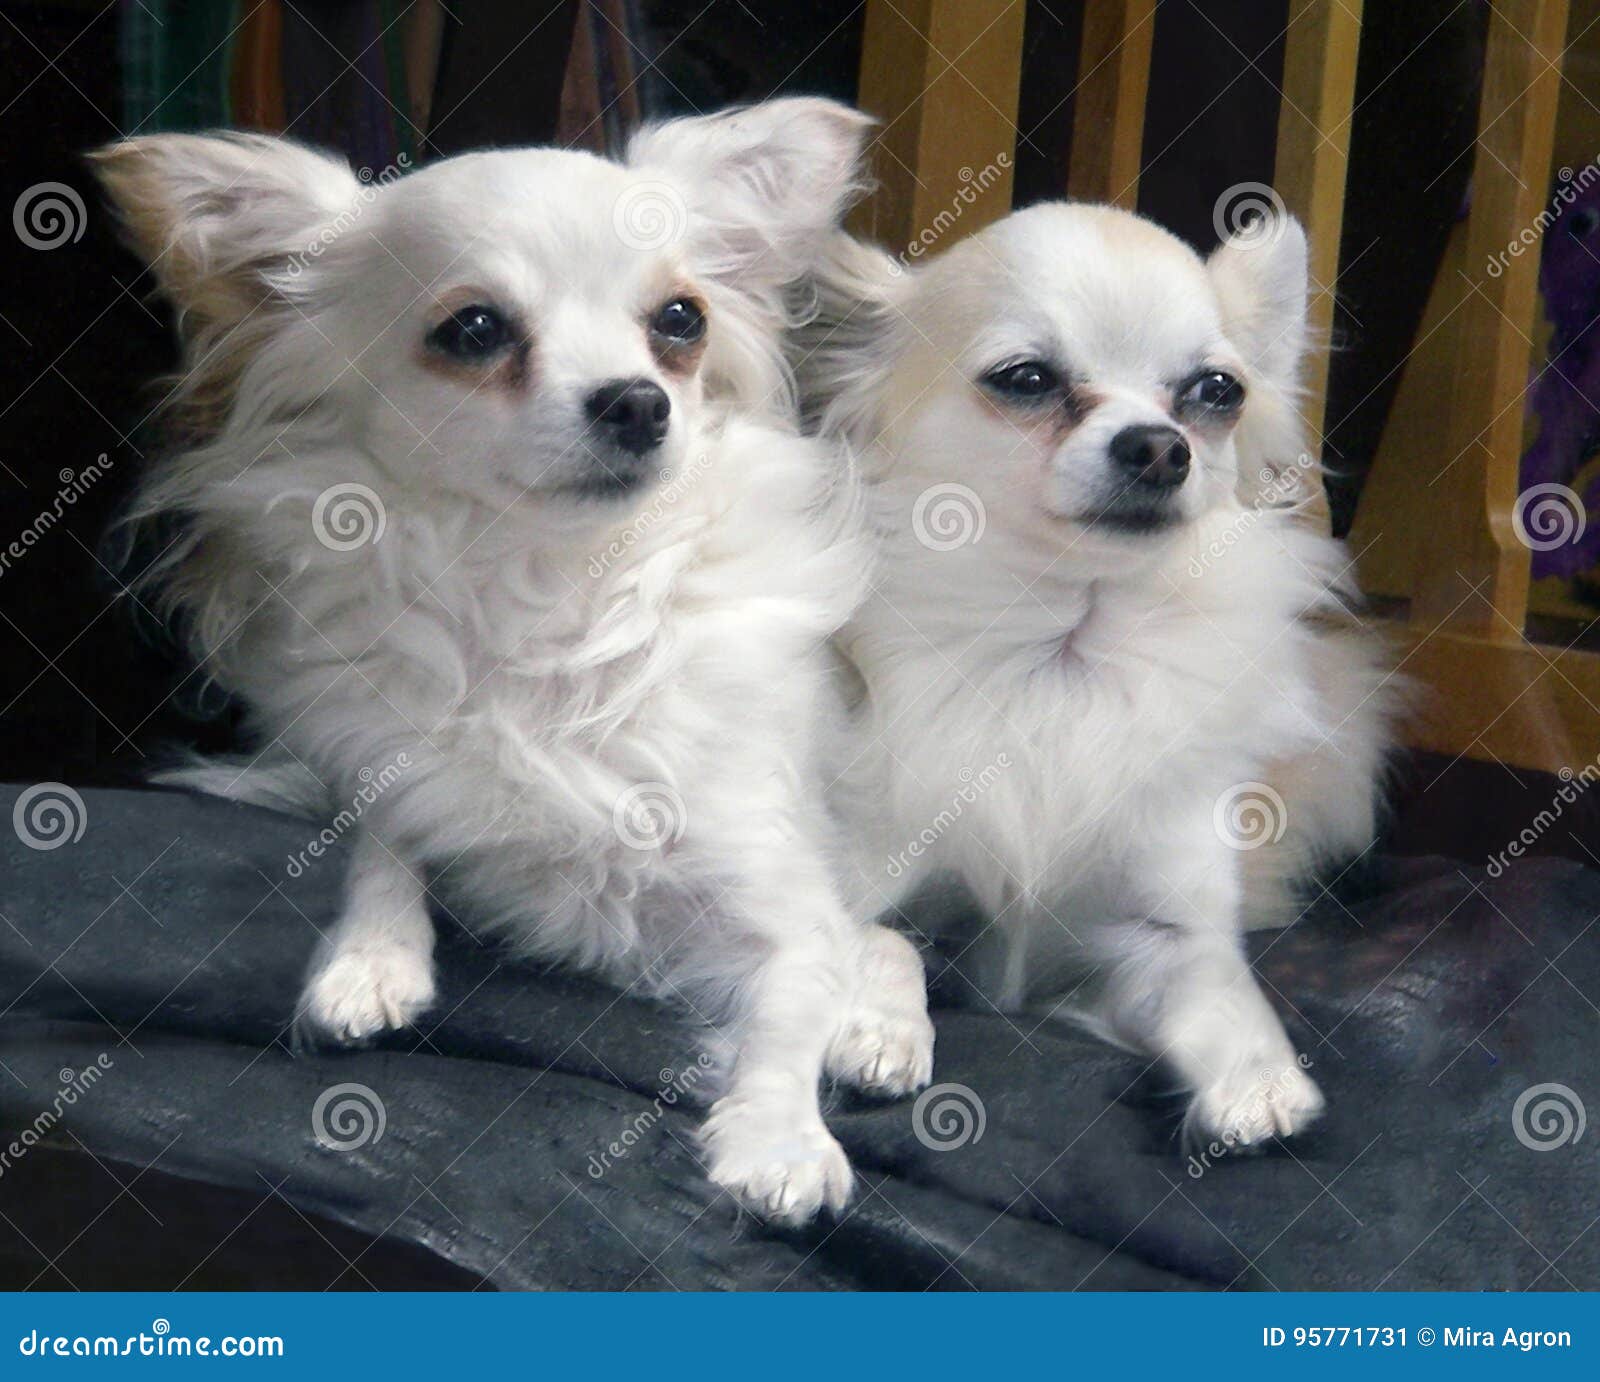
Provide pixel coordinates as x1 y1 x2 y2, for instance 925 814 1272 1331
417 291 537 395
415 339 536 395
647 289 708 378
978 383 1098 446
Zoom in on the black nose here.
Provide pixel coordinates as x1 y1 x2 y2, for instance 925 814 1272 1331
1109 424 1191 489
584 378 670 456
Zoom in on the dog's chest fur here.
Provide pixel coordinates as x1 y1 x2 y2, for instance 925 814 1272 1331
842 502 1334 906
233 415 864 968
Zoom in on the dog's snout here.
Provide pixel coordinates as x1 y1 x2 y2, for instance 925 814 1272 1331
1109 424 1190 489
584 378 671 456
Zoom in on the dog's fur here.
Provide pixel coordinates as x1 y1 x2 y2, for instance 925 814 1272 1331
801 203 1397 1145
93 99 934 1223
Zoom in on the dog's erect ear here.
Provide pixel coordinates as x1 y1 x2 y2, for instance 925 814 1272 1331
1207 212 1308 391
625 98 872 292
90 133 361 332
792 231 906 442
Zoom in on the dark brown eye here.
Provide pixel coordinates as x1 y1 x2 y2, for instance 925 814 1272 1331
428 305 509 359
982 359 1059 400
650 297 705 344
1180 370 1245 415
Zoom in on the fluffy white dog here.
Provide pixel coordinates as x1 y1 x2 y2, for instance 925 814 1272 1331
93 99 932 1223
802 203 1396 1145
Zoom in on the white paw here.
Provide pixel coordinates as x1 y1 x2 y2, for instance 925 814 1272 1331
1190 1058 1325 1146
701 1099 853 1226
826 1009 935 1098
300 944 435 1042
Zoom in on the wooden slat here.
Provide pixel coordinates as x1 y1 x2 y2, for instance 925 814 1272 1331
1065 0 1156 209
230 0 286 132
1395 624 1600 774
1412 0 1568 636
403 0 448 150
853 0 1027 256
1273 0 1363 533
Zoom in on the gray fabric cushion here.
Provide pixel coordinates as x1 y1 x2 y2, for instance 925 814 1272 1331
1 785 1594 1289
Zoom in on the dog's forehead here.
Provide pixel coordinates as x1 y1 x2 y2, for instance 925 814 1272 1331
372 149 676 291
949 204 1225 372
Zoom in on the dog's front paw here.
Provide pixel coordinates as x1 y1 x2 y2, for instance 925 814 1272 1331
700 1099 853 1226
300 944 436 1043
826 1009 935 1098
1190 1058 1324 1147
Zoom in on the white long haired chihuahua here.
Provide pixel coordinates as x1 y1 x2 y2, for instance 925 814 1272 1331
94 99 934 1223
802 204 1395 1146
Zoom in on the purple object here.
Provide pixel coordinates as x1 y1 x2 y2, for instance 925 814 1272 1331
1519 175 1600 581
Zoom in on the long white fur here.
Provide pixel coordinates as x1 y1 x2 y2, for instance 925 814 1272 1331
93 100 934 1225
801 203 1398 1146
